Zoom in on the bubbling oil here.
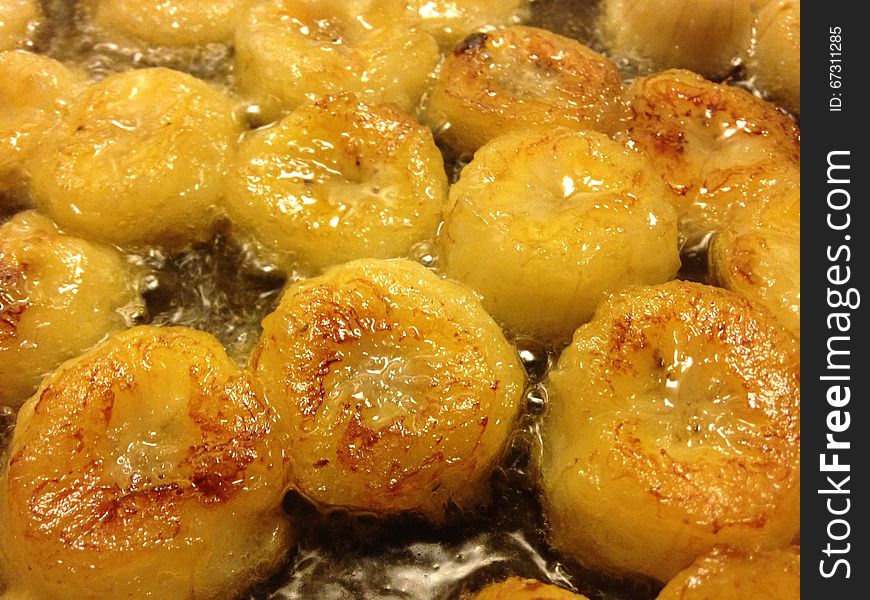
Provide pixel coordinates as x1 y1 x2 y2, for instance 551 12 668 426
0 1 776 598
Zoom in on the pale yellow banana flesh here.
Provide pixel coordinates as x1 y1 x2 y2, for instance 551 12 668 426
28 67 241 249
79 0 249 47
747 0 800 115
598 0 755 79
439 127 680 346
0 0 42 52
234 0 439 123
0 51 83 195
224 93 448 274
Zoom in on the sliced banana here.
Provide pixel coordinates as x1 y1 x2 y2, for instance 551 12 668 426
423 26 625 158
438 127 680 346
710 173 800 337
0 326 293 600
657 546 800 600
618 69 800 244
250 258 525 521
0 211 140 408
225 94 448 274
401 0 530 49
541 281 800 582
28 67 241 248
469 578 588 600
80 0 250 47
0 0 42 51
598 0 754 79
747 0 800 115
1 51 83 196
234 0 439 123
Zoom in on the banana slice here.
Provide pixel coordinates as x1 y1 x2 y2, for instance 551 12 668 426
469 578 589 600
438 127 680 346
423 26 625 158
598 0 754 79
0 0 42 51
28 67 241 249
710 175 800 337
657 546 800 600
1 51 83 197
80 0 250 47
0 211 140 408
401 0 530 49
250 258 525 521
0 326 293 600
747 1 800 115
225 94 448 274
541 281 800 582
234 0 439 123
618 69 800 244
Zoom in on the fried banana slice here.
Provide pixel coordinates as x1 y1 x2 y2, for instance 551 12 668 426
747 0 800 115
424 26 624 158
250 258 525 521
225 94 447 274
598 0 754 78
541 281 800 582
439 127 680 346
469 578 589 600
28 67 241 248
0 51 84 198
80 0 250 47
401 0 530 50
0 0 42 51
618 69 800 245
0 211 140 408
0 326 293 600
234 0 439 123
656 546 800 600
710 175 800 337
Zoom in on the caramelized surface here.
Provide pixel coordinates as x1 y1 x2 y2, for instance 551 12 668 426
424 26 624 157
251 259 524 521
1 326 293 600
542 281 800 582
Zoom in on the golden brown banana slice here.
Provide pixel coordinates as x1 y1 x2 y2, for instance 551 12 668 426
469 578 589 600
234 0 439 123
0 211 140 408
598 0 754 79
618 69 800 244
28 67 241 248
656 546 800 600
438 127 680 346
80 0 250 47
0 326 293 600
0 0 42 51
0 51 84 196
541 281 800 582
710 178 800 337
250 259 525 521
423 26 625 158
747 0 800 115
401 0 530 49
225 94 448 274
